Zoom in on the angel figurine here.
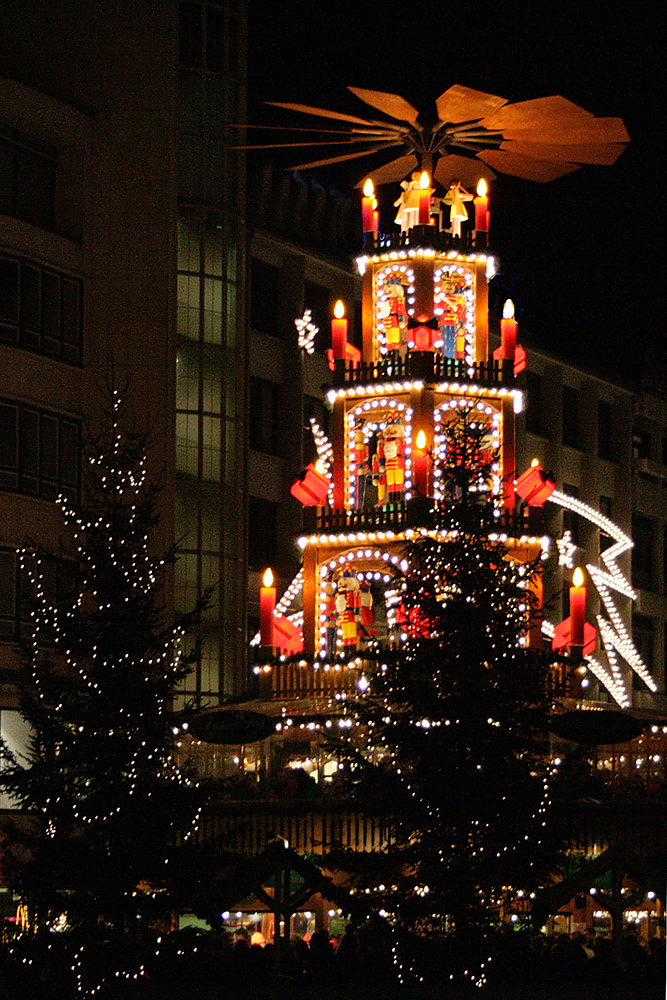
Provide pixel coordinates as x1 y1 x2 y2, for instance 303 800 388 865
443 180 473 237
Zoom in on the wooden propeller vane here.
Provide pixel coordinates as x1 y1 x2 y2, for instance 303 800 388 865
237 84 629 187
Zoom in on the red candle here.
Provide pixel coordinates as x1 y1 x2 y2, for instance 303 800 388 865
372 203 379 236
331 300 348 359
413 430 430 496
500 299 518 358
362 178 375 232
418 171 431 224
474 178 489 231
260 567 276 646
569 567 586 647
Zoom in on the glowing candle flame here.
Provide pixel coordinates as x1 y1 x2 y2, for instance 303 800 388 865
416 430 427 450
263 568 274 588
477 178 488 197
531 457 540 467
573 567 584 587
419 171 430 190
334 300 345 319
503 299 515 320
363 178 374 198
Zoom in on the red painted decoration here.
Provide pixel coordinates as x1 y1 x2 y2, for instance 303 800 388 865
552 618 597 656
569 568 587 646
413 430 430 496
259 568 276 647
331 300 348 359
327 342 360 372
273 613 304 654
514 461 556 506
290 463 331 506
474 178 489 231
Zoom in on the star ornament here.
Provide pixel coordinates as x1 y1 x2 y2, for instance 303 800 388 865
237 85 629 188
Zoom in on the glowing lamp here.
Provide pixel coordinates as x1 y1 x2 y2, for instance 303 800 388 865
407 314 438 350
474 178 489 232
362 178 375 232
259 568 276 647
331 300 348 359
500 299 518 359
250 931 266 946
413 429 430 496
290 463 331 506
418 171 432 225
569 568 586 646
514 461 556 506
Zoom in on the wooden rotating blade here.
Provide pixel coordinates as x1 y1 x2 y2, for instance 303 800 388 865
266 101 390 128
232 136 404 150
501 119 630 143
480 95 596 129
434 154 495 189
354 154 419 187
287 145 402 172
477 150 579 183
435 85 507 124
348 86 420 123
500 140 627 165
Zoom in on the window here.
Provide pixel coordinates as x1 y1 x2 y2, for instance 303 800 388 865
632 614 654 690
0 135 56 231
0 548 76 643
0 549 17 638
525 371 542 435
249 377 279 454
599 496 613 553
598 400 612 459
632 515 653 590
0 255 82 363
248 497 277 570
562 483 579 546
178 1 231 74
562 386 579 448
0 401 79 501
250 258 279 337
632 429 651 460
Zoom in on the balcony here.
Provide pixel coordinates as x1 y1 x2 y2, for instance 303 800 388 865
361 227 489 256
303 498 544 537
331 353 514 388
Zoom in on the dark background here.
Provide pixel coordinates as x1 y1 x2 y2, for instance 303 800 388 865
248 1 664 388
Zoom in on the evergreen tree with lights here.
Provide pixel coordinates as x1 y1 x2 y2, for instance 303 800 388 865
334 408 561 976
0 386 206 939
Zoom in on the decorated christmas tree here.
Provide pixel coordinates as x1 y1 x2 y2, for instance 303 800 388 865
0 386 205 935
328 409 561 975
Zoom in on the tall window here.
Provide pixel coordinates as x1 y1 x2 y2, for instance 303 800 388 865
0 401 79 501
562 386 579 448
632 614 654 690
0 256 82 363
248 497 277 570
632 515 653 590
599 495 613 553
250 258 279 337
597 400 612 459
562 483 580 546
249 377 279 454
0 135 56 231
525 371 543 435
178 1 242 76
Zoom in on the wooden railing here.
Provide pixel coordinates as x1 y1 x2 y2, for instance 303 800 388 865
331 353 513 388
187 797 667 859
257 660 360 701
362 229 488 255
307 499 542 536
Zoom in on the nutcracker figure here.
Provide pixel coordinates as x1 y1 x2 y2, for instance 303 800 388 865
359 581 375 640
334 571 361 649
382 418 405 502
353 420 370 508
378 276 407 352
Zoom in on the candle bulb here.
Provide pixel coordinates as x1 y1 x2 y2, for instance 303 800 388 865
474 178 489 231
500 299 518 359
418 171 432 225
413 429 430 496
569 567 586 647
260 567 276 646
331 300 348 359
362 178 375 232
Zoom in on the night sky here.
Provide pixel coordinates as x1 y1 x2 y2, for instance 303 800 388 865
248 1 664 388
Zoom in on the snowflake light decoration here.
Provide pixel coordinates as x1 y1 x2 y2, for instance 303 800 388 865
295 309 318 355
557 530 576 569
